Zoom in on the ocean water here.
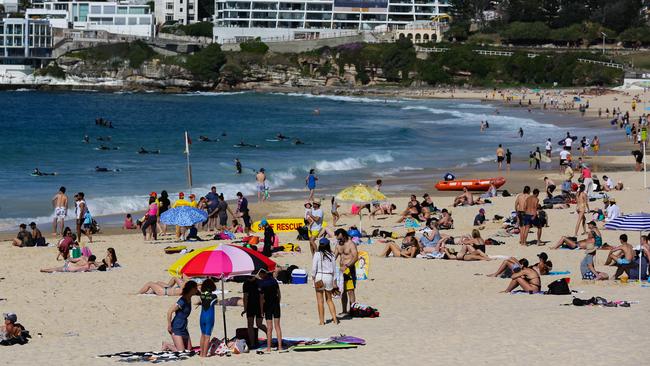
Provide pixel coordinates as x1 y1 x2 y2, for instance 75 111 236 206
0 90 612 230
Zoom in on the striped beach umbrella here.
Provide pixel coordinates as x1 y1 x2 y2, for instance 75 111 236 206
167 245 216 278
604 213 650 231
605 213 650 282
180 244 276 278
160 206 207 226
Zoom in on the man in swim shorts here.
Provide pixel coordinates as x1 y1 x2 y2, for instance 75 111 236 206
256 169 267 202
52 186 68 237
514 186 530 245
605 234 635 279
334 229 358 315
496 144 505 170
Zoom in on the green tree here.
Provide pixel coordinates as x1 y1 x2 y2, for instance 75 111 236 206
185 44 227 81
239 38 269 54
381 38 415 82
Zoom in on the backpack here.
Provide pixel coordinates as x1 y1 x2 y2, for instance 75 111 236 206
349 303 380 318
546 278 571 295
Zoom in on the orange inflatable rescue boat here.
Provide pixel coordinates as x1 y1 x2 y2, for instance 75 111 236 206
435 177 506 192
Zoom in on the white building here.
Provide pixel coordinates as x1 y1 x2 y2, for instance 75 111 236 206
0 17 53 58
212 0 451 43
154 0 199 26
28 1 154 38
0 0 20 13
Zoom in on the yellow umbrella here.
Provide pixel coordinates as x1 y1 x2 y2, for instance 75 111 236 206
167 245 217 277
335 184 386 203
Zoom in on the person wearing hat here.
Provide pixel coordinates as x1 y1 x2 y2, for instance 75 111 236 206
605 197 620 222
1 313 23 343
306 199 324 254
532 252 552 275
12 223 33 247
260 218 275 257
580 248 609 280
311 237 339 325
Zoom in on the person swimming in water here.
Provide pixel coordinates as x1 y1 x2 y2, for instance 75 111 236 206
294 138 305 145
518 127 524 138
235 158 242 174
95 166 119 172
276 133 288 141
32 168 55 176
199 135 215 142
83 135 90 143
98 145 114 150
138 147 159 154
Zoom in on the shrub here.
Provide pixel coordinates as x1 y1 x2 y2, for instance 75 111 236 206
185 44 227 81
239 38 269 54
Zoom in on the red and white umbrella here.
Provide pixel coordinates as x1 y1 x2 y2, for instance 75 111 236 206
180 244 276 278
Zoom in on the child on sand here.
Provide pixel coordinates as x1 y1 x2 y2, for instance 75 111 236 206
197 279 218 357
123 214 135 230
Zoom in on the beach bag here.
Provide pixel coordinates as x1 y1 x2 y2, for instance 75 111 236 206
231 339 248 354
349 303 380 318
501 190 511 197
546 278 571 295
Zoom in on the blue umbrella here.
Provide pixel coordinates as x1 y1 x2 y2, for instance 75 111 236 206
161 206 208 226
605 213 650 281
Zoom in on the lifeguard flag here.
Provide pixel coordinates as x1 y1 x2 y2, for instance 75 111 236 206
184 131 192 154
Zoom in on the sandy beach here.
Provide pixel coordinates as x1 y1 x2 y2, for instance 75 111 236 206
2 88 649 365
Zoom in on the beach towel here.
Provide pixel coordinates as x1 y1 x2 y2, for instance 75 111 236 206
548 271 571 276
97 350 196 363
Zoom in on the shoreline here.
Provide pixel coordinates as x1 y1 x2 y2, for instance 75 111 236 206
0 87 641 238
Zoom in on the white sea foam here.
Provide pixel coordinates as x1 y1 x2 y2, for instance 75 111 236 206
454 103 494 109
402 105 554 128
313 153 394 171
0 169 298 231
473 155 495 164
175 91 248 97
276 92 400 104
373 166 423 177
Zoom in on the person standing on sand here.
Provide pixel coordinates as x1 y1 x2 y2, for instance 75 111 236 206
574 184 589 237
163 281 199 352
305 169 318 201
258 269 282 352
236 192 252 235
506 149 512 171
496 144 505 170
515 186 530 245
75 192 92 243
592 136 600 155
256 168 267 202
52 186 68 237
312 238 339 325
521 189 540 245
334 229 358 315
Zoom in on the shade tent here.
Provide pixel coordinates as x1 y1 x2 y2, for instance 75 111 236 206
604 213 650 281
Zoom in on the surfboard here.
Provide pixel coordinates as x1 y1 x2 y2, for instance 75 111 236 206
541 155 551 163
558 136 577 146
291 343 358 352
265 139 280 142
251 218 327 233
356 251 369 280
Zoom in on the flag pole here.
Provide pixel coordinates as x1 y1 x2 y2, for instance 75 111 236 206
185 131 192 194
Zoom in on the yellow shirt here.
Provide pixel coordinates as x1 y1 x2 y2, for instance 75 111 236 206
189 200 198 208
172 199 190 208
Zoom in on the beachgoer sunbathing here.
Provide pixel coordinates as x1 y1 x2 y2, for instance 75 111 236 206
531 252 552 275
40 255 97 273
487 257 529 277
380 232 419 258
139 277 186 296
501 267 541 293
550 221 602 249
438 209 454 229
443 243 490 261
453 187 474 207
370 202 397 218
397 201 420 223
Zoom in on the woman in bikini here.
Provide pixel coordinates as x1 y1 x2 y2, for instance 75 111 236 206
381 234 420 258
574 184 589 236
501 267 541 293
551 221 602 249
40 255 97 273
138 277 186 296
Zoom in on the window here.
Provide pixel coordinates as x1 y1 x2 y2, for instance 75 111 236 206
139 17 151 25
128 17 137 25
105 6 116 14
179 0 183 3
165 15 173 21
117 7 128 14
91 5 102 14
114 17 126 25
166 2 173 10
179 7 183 12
